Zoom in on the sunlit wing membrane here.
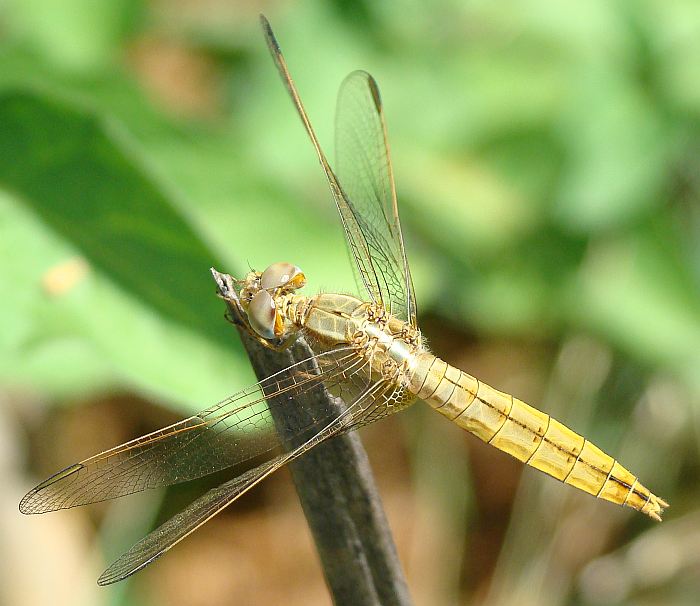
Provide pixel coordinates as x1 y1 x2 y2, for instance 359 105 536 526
260 16 391 314
346 386 415 431
325 355 416 431
335 71 417 326
19 348 365 514
97 454 287 585
97 377 400 585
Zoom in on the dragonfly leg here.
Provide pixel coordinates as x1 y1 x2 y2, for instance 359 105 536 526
255 331 299 352
219 292 249 327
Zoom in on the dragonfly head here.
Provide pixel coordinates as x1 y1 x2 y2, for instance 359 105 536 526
240 262 306 339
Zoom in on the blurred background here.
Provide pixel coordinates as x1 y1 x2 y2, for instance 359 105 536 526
1 1 699 605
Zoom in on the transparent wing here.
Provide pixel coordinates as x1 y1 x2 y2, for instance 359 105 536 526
261 16 412 322
19 347 366 515
97 455 289 585
335 71 417 326
97 378 406 585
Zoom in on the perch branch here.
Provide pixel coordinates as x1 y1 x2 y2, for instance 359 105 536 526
211 268 412 606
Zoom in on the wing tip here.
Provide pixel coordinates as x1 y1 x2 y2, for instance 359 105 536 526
365 74 382 112
340 71 382 113
18 463 84 515
98 551 166 586
18 491 36 515
259 13 281 55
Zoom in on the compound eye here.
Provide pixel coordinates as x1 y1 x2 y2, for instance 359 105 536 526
260 262 306 291
247 290 277 339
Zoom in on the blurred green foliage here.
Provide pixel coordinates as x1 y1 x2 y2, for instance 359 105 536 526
1 0 699 603
1 0 698 406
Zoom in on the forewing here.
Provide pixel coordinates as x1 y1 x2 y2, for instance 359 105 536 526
260 16 385 310
19 348 364 514
97 376 404 585
335 71 417 325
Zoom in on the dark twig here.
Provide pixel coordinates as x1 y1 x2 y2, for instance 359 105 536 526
212 268 412 606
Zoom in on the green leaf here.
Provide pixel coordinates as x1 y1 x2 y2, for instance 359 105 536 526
0 89 255 410
554 72 672 231
566 223 700 395
0 89 231 349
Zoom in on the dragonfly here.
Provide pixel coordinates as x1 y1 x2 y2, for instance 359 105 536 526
20 15 668 586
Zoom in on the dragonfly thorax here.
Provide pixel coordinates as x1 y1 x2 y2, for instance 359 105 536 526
300 293 423 381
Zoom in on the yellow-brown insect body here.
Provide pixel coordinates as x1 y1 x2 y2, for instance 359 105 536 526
273 288 668 521
406 352 668 520
287 292 421 378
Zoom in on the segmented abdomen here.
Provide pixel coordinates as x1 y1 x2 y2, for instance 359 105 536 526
407 353 668 520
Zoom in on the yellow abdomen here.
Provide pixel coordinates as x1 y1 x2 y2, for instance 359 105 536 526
407 353 668 520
